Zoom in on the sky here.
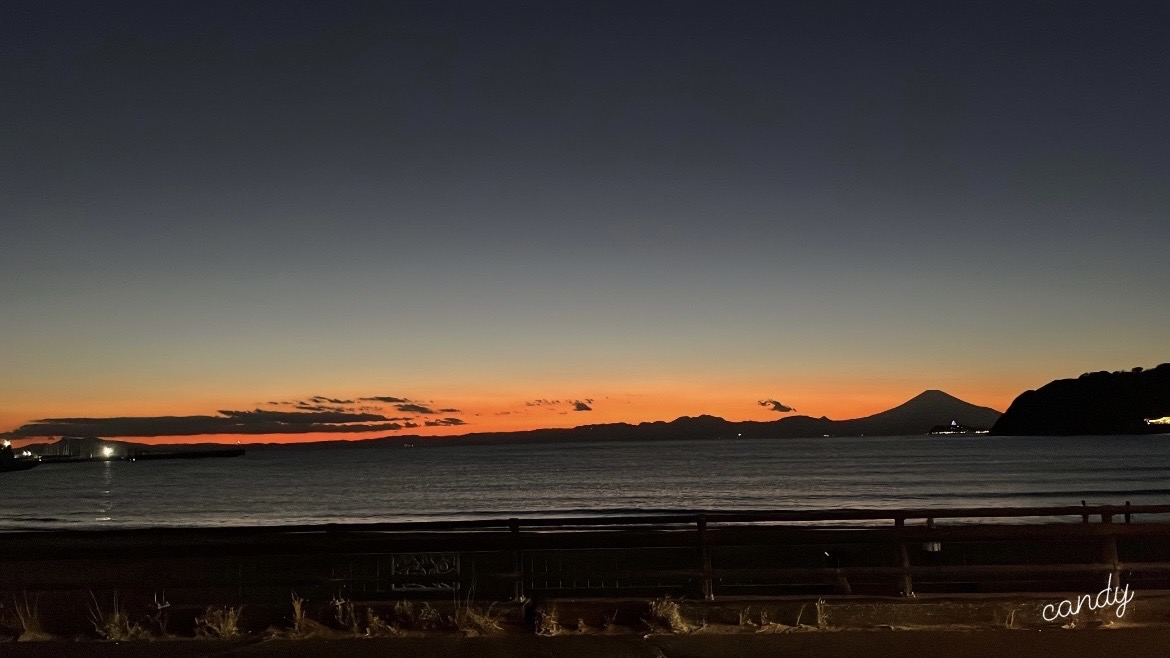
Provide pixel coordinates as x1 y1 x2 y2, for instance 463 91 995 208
2 1 1168 445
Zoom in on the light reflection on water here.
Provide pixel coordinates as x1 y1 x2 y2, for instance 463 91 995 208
96 459 114 522
2 434 1168 529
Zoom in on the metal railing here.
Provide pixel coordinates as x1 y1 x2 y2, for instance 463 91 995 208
3 504 1170 602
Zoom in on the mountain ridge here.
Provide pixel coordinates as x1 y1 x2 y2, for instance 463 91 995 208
21 390 1003 453
290 389 1003 448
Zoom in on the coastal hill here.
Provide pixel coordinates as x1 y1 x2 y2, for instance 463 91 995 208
991 364 1170 435
355 390 1001 447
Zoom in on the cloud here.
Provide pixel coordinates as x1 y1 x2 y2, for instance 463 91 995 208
526 398 594 411
7 410 407 438
438 407 461 413
218 409 388 424
310 396 354 405
424 417 467 427
360 396 409 403
294 403 348 413
395 403 437 414
758 399 796 413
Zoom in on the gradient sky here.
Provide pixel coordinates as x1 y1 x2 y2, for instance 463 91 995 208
2 1 1168 444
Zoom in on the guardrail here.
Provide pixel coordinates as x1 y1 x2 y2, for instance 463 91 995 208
3 504 1170 603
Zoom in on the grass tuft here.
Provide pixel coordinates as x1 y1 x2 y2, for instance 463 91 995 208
364 607 402 637
285 593 333 638
535 604 560 636
11 593 53 641
195 605 244 639
331 597 361 636
453 602 504 636
645 596 694 634
88 592 151 641
391 600 447 631
602 609 620 634
757 613 794 633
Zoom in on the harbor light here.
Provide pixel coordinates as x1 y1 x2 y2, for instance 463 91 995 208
102 446 115 459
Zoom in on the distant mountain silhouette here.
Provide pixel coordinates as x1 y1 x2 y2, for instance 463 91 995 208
344 390 1002 448
826 390 1002 437
21 391 1004 452
992 364 1170 435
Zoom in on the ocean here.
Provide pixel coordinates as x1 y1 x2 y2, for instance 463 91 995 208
2 434 1168 530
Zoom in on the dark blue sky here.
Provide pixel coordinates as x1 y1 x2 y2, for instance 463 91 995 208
2 1 1168 440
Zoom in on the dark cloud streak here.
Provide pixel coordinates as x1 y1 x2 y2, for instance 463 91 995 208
218 409 388 423
8 413 406 438
424 417 466 427
758 399 796 413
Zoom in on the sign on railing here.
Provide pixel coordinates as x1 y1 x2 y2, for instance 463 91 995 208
389 552 461 591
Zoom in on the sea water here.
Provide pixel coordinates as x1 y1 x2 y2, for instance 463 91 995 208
1 434 1168 530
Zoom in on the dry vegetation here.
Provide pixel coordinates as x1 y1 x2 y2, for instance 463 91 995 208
88 593 151 641
645 596 696 634
195 605 244 639
9 593 53 641
535 604 561 636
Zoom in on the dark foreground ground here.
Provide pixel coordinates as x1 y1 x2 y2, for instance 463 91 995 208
5 629 1170 658
6 516 1170 655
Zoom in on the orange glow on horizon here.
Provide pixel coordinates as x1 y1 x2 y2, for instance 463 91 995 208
4 378 1019 448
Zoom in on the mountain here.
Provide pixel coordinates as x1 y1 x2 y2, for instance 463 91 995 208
830 390 1003 437
992 364 1170 435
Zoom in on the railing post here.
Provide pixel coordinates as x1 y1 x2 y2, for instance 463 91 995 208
509 518 525 602
899 540 914 597
698 515 714 601
1125 501 1132 524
